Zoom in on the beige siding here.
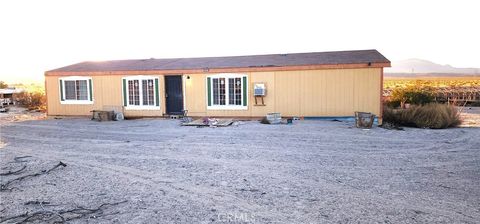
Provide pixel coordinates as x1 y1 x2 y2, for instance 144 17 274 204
274 71 300 116
184 72 279 117
249 72 276 116
184 74 207 117
46 75 165 117
46 68 381 119
183 68 381 117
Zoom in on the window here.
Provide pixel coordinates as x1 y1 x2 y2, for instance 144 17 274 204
212 78 226 105
228 77 242 105
59 77 93 104
123 76 159 109
65 80 88 100
207 74 247 109
142 79 155 106
128 80 140 105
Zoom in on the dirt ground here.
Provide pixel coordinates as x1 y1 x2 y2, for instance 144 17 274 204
0 106 45 126
459 106 480 127
0 112 479 223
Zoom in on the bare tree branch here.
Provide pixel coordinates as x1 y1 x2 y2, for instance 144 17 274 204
0 162 67 191
0 166 26 176
0 200 128 223
12 156 32 163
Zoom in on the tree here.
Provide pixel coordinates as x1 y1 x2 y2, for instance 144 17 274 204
0 81 8 88
388 85 435 108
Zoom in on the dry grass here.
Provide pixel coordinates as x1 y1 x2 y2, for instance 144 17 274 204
384 103 461 129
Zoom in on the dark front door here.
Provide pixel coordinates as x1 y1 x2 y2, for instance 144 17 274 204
165 75 183 115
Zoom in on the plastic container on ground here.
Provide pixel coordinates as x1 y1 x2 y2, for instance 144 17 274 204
266 112 281 124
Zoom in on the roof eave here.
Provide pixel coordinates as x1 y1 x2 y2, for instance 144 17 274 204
45 62 391 76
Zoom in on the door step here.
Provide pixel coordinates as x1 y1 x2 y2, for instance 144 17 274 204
169 115 180 119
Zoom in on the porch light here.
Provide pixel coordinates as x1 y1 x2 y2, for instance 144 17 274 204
186 76 193 87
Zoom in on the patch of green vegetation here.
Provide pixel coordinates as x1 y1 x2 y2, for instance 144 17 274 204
388 85 435 108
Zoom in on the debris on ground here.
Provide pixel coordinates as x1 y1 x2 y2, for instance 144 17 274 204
91 110 116 122
380 122 405 130
355 111 375 129
266 112 281 124
231 121 244 126
260 117 296 125
260 116 271 124
182 118 233 127
24 200 51 206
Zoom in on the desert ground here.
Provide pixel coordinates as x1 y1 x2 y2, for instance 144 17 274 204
0 110 479 223
459 106 480 127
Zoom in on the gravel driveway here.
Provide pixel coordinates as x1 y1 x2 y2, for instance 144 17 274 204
1 118 479 223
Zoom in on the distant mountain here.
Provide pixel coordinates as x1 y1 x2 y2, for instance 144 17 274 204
385 59 480 75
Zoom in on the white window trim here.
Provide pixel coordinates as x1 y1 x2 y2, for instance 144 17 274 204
182 75 187 110
123 75 159 110
207 74 248 110
59 76 93 105
124 106 159 110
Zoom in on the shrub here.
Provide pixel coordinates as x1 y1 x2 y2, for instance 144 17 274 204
404 90 434 105
383 103 461 129
16 91 46 111
383 107 401 125
385 100 401 108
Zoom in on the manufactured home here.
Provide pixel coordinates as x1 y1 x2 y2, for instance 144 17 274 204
0 88 23 105
44 50 390 123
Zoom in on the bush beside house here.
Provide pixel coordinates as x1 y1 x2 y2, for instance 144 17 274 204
383 86 462 129
383 103 461 129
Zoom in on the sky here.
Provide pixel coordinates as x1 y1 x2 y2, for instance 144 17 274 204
0 0 479 84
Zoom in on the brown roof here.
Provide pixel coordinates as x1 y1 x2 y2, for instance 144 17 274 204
47 49 390 73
